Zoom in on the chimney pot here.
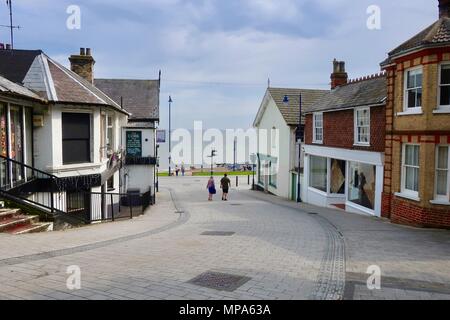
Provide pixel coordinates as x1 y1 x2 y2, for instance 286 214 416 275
439 0 450 18
70 48 96 84
330 59 348 89
86 48 92 56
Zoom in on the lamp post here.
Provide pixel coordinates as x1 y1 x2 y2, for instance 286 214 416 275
250 153 257 190
208 149 217 176
168 96 173 177
297 94 303 203
283 94 302 203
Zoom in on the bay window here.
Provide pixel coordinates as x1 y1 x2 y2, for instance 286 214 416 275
435 146 449 201
404 68 422 111
402 144 420 197
439 64 450 108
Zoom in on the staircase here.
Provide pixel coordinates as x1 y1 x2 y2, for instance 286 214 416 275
0 208 52 235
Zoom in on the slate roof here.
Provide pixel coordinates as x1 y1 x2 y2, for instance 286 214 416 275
382 17 450 65
266 88 329 126
0 74 44 101
0 49 127 114
305 75 387 114
95 79 160 120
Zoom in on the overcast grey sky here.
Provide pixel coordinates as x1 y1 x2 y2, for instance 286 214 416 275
0 0 437 131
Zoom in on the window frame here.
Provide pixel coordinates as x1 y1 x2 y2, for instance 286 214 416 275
434 145 450 202
313 112 323 144
403 66 423 113
354 107 371 146
401 143 420 198
62 112 92 165
438 63 450 112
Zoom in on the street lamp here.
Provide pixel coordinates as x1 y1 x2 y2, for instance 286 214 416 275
168 96 173 177
208 149 217 176
284 94 302 203
250 153 257 191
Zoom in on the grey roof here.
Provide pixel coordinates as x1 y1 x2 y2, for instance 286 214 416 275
382 17 450 65
95 79 160 120
0 49 127 114
306 75 387 114
0 74 44 101
268 88 329 125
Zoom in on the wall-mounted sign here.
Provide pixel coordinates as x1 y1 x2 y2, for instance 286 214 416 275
156 130 166 143
126 131 142 157
33 115 44 127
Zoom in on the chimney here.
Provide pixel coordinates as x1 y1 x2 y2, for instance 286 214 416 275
440 0 450 18
69 47 95 84
330 59 348 89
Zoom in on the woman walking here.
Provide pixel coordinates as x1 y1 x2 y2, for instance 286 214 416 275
207 176 216 201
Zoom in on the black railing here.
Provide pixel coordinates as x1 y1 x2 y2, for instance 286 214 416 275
87 190 151 223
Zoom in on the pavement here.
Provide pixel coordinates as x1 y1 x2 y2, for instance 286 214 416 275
0 176 449 300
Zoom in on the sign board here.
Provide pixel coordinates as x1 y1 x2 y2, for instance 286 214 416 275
156 130 166 143
126 131 142 157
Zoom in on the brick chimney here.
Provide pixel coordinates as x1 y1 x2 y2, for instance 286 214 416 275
69 47 95 84
439 0 450 18
330 59 348 89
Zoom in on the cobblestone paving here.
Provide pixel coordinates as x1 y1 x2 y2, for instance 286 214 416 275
0 176 449 300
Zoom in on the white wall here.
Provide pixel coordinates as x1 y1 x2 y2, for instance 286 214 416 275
256 97 292 199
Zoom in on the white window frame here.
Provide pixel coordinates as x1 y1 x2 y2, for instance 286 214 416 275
437 63 450 113
354 107 371 146
106 114 115 151
434 145 450 202
400 143 420 199
402 66 423 114
313 112 323 144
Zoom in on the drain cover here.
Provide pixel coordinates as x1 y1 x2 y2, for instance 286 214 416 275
188 271 251 292
201 231 235 236
230 203 242 206
308 212 318 215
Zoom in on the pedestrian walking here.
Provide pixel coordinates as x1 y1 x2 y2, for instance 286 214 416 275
181 164 185 176
175 165 180 177
207 177 216 201
220 174 231 201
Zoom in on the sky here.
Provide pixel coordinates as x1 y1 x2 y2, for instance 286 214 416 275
0 0 438 132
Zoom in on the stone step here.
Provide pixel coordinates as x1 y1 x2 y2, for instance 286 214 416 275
0 209 21 221
0 215 39 233
9 222 53 235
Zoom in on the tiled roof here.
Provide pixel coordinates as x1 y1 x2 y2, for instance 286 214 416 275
306 75 387 114
0 75 44 101
0 49 126 114
95 79 159 120
267 88 329 125
382 17 450 65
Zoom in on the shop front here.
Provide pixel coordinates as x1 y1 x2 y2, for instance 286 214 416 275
303 145 384 217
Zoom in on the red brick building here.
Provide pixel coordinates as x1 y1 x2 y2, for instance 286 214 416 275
303 60 387 217
380 0 450 228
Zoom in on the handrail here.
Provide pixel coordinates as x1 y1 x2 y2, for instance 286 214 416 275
0 155 59 180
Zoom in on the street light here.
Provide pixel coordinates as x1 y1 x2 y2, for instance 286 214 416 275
284 94 302 203
250 153 257 191
168 96 173 177
208 149 217 176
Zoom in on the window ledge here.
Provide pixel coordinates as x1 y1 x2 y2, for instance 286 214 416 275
354 143 371 147
312 141 323 145
433 107 450 114
395 192 420 202
430 200 450 206
397 109 423 116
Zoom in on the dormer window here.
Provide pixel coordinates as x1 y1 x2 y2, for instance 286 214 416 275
404 67 423 113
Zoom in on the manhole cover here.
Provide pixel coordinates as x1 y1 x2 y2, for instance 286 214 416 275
201 231 235 236
308 212 318 215
188 271 251 292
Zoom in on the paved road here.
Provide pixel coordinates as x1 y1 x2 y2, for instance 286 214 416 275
0 176 449 300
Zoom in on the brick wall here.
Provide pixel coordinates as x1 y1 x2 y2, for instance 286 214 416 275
304 106 385 152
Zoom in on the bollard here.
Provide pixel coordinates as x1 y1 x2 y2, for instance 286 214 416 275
236 176 239 187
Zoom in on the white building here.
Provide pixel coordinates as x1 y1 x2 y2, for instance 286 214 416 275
253 87 328 200
95 78 160 202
